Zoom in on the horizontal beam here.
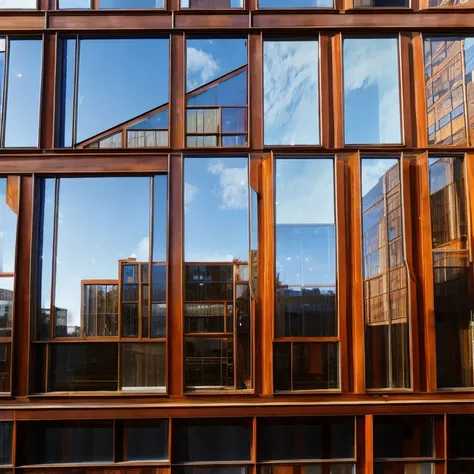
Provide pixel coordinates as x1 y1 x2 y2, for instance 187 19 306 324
0 10 473 32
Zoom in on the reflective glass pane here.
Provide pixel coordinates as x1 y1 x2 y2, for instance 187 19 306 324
58 0 90 6
0 0 36 7
374 416 434 459
123 420 168 461
429 157 471 388
49 343 118 391
76 38 169 144
449 462 474 474
181 0 243 8
429 0 474 9
0 343 10 393
343 37 401 145
259 0 333 5
100 0 164 7
275 158 336 338
176 469 248 474
258 417 354 461
362 158 410 389
58 39 76 147
375 464 433 474
0 178 18 274
424 37 474 146
172 419 251 463
264 40 319 145
259 466 354 474
121 343 166 391
17 421 114 465
354 0 408 7
0 422 12 465
5 39 42 147
0 278 13 339
448 415 474 458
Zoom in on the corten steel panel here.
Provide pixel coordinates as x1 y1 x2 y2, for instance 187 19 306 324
0 14 44 31
175 12 249 28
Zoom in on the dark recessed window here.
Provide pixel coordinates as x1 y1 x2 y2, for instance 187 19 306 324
259 0 333 6
181 0 243 8
448 415 474 458
172 419 251 463
258 417 354 461
119 420 169 461
0 422 12 466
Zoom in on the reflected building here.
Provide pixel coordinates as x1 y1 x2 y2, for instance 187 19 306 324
429 157 472 388
362 160 410 389
425 38 474 145
0 288 13 338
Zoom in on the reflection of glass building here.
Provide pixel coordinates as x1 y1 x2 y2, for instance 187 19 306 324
425 38 474 145
362 161 409 389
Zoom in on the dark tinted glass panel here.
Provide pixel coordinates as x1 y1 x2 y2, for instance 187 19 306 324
5 39 42 147
181 0 243 8
18 421 113 465
258 417 354 461
172 419 251 463
275 158 336 338
123 420 168 461
0 343 11 393
58 39 76 147
429 157 471 388
424 38 474 145
354 0 408 6
264 41 319 145
121 343 165 391
259 0 333 5
176 469 248 474
49 343 118 391
375 464 433 474
100 0 165 6
75 38 169 145
449 462 474 474
273 342 291 391
343 37 401 145
448 415 474 458
259 466 354 474
374 416 434 459
362 158 410 390
0 422 12 465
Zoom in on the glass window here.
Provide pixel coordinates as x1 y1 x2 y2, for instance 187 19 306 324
4 39 42 148
184 157 252 391
121 420 168 461
259 0 333 6
186 39 248 147
0 0 36 7
258 417 354 461
448 415 474 459
343 37 401 145
428 157 471 388
34 175 168 393
429 0 474 7
59 38 169 148
264 40 319 146
100 0 165 7
259 466 354 474
424 37 474 146
17 421 114 465
353 0 408 7
58 0 91 6
172 419 251 463
375 464 434 474
181 0 243 8
361 158 410 390
274 157 338 391
0 422 12 466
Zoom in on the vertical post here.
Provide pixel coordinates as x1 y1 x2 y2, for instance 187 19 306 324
414 151 437 392
170 32 185 151
331 33 344 149
13 177 33 398
401 33 415 149
39 33 56 150
249 32 263 151
348 152 364 393
412 33 428 149
168 153 184 396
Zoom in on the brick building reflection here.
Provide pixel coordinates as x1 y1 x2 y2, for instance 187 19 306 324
425 37 474 145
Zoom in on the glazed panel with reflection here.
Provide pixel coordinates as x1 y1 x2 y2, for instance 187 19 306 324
184 157 252 391
273 157 338 392
424 37 474 146
186 39 248 148
31 175 168 393
181 0 243 7
428 157 472 389
361 157 410 390
58 0 166 8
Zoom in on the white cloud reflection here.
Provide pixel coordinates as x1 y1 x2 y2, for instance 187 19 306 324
264 41 319 145
0 0 36 7
208 160 248 211
186 47 220 91
344 37 401 144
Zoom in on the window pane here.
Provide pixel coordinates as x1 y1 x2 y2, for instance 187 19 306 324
121 343 166 391
122 420 168 461
362 158 410 389
0 177 18 275
424 37 474 145
275 158 336 338
100 0 165 7
17 421 113 465
0 278 13 339
59 0 90 6
264 41 319 145
448 415 474 458
75 38 169 145
430 0 474 6
257 417 354 461
259 466 354 474
259 0 333 5
354 0 408 7
375 464 434 474
0 0 36 7
5 39 42 147
181 0 243 7
0 422 12 465
184 157 250 390
172 419 251 463
343 37 401 145
429 157 471 388
0 343 11 393
374 416 434 458
49 343 118 391
176 469 248 474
